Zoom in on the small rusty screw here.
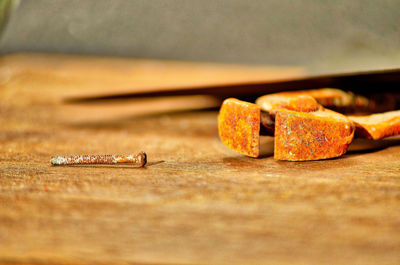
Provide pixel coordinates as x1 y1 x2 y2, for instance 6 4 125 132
50 151 147 167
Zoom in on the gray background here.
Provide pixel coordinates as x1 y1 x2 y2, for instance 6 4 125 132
1 0 400 72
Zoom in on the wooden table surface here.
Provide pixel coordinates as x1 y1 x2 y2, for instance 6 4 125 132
0 53 399 265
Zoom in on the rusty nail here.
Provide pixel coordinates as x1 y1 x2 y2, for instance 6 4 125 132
50 151 147 167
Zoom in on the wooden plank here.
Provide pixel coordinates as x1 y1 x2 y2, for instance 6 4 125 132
0 53 399 265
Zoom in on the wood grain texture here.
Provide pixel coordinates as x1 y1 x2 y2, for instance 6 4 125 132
0 53 399 265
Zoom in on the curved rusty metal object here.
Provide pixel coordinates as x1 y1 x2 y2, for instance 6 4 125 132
349 111 400 140
256 88 372 113
257 92 355 161
218 88 400 161
218 91 355 160
274 108 354 161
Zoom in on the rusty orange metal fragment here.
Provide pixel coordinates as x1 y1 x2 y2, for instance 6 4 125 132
218 89 400 161
349 110 400 140
218 95 356 161
218 98 261 157
256 94 320 114
274 108 355 161
256 88 371 113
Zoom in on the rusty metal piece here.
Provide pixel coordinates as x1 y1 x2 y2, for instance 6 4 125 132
254 88 370 160
274 108 355 161
349 110 400 140
50 152 147 167
256 88 372 113
218 98 261 157
219 89 360 160
256 94 321 114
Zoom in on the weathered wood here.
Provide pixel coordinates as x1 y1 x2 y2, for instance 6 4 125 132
0 53 399 265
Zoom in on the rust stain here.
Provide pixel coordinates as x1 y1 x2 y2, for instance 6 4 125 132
218 98 261 157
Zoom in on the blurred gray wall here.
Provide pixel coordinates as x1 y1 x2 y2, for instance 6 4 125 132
1 0 400 72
